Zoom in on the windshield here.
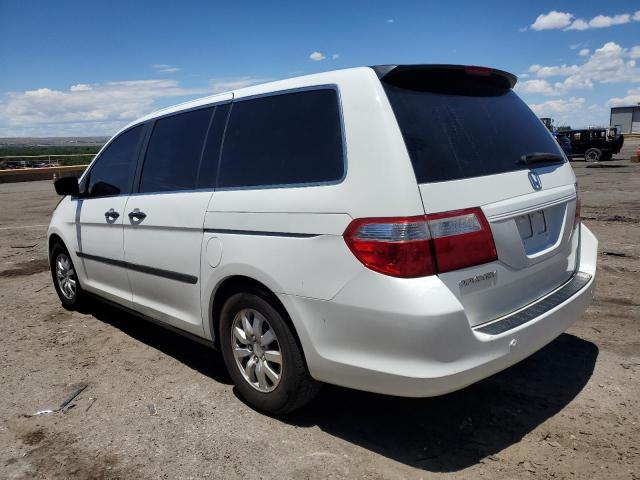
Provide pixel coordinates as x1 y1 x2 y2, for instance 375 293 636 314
382 69 564 183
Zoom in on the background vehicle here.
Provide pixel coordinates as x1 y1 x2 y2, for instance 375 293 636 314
553 133 572 156
48 65 597 414
566 128 624 162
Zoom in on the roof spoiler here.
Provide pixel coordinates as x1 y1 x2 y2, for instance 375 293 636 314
371 64 518 89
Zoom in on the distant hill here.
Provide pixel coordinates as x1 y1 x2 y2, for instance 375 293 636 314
0 137 108 147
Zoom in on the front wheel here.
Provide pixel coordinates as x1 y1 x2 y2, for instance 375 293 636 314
50 243 85 310
219 292 319 414
584 148 602 162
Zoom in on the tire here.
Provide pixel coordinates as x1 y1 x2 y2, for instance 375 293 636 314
50 243 85 311
584 148 601 163
219 291 320 414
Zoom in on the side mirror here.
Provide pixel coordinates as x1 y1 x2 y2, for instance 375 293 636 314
54 176 80 196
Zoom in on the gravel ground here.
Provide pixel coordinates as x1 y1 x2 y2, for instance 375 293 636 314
0 141 639 479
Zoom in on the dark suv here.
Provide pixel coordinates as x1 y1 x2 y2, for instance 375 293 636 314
566 128 624 162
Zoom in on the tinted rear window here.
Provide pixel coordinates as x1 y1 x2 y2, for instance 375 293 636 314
217 89 344 188
139 107 213 193
382 69 563 183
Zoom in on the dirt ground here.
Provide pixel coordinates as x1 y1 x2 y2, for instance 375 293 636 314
1 142 639 479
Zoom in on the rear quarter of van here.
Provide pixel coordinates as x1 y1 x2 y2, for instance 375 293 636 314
200 67 425 339
200 66 597 397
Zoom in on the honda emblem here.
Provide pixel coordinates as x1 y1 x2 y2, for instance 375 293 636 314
528 171 543 191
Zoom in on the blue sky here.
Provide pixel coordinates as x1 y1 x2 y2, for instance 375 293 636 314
1 0 639 136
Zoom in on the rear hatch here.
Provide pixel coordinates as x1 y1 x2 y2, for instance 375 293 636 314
379 65 580 327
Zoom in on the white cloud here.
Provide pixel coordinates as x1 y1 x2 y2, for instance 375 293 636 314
566 19 589 31
578 48 590 57
70 84 92 92
0 77 267 136
331 53 340 60
588 13 630 28
518 79 558 95
520 41 640 96
207 77 270 93
630 46 640 59
608 88 640 107
530 9 640 32
570 42 586 50
527 97 607 128
567 13 630 30
529 97 586 115
152 64 181 74
387 19 394 23
529 64 580 78
531 11 574 30
309 51 326 61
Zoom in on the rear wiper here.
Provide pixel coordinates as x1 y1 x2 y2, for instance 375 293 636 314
518 153 565 166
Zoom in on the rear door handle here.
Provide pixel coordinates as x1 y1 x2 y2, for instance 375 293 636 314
128 208 147 221
104 209 120 220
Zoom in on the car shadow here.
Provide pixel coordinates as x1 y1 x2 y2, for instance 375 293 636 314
82 299 232 385
80 299 597 472
279 333 598 473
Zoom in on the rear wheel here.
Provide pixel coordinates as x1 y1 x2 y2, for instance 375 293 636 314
584 148 601 162
50 243 85 310
219 291 319 414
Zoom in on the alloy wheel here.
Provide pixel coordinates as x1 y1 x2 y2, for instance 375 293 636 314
55 253 76 300
231 308 282 392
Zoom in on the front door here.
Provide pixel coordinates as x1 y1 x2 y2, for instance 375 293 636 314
77 124 146 307
123 101 229 335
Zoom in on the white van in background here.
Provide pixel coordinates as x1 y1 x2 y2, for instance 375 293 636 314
48 65 597 414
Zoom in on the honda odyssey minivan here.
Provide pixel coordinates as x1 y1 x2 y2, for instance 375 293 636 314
49 65 597 414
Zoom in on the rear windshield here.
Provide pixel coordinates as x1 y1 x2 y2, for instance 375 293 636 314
382 69 564 183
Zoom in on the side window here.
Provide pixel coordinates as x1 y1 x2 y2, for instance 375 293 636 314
87 125 144 198
197 103 231 189
139 107 213 193
218 89 344 188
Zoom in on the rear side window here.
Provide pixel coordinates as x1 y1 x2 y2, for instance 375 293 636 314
217 89 344 188
87 125 144 197
139 107 213 193
382 69 563 183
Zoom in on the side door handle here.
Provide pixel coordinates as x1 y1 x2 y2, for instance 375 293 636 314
128 208 147 221
104 208 120 221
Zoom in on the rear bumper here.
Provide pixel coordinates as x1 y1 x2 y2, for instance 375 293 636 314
279 224 597 397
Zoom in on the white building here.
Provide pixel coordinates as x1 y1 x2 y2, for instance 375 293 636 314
610 105 640 134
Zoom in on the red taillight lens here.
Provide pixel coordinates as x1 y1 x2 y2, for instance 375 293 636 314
426 208 497 273
573 183 581 229
343 216 435 278
343 208 497 278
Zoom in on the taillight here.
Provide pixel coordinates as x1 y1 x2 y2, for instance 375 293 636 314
343 208 497 278
426 208 498 273
343 216 435 278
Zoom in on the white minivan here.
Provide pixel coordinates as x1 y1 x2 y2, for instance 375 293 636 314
49 65 597 414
